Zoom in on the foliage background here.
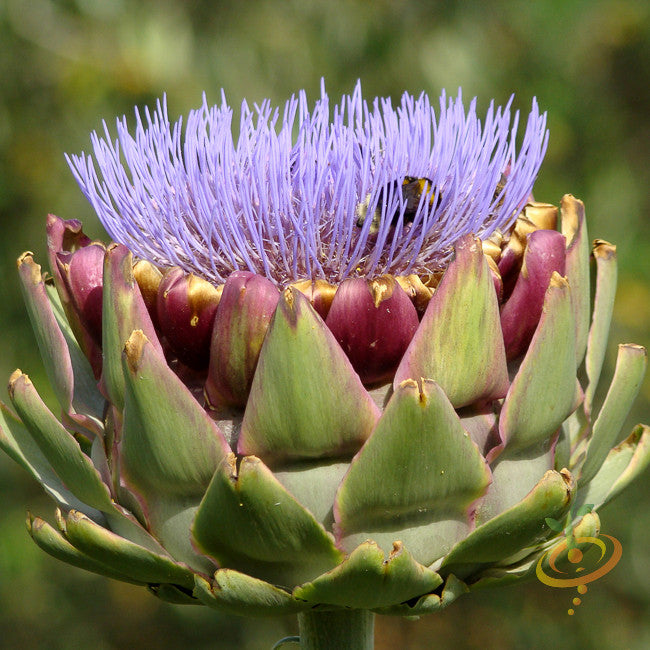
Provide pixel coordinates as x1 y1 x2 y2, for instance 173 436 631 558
0 1 648 648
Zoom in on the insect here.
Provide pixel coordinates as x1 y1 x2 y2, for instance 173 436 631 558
492 172 508 210
356 176 442 234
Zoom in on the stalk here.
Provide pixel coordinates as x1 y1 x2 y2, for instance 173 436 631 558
297 609 375 650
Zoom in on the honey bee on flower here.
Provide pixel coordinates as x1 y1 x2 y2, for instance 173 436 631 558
355 176 442 234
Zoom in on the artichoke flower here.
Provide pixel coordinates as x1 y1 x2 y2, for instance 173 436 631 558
1 83 648 648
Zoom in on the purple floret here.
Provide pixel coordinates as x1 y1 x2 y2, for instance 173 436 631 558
67 81 548 286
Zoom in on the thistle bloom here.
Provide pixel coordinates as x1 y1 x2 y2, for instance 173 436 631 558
68 84 548 285
1 83 648 648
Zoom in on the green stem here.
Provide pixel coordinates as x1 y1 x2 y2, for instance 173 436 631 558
297 609 374 649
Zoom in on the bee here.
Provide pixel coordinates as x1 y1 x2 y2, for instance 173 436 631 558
492 172 508 210
356 176 442 234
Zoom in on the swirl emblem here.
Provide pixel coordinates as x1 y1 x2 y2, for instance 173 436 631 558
536 532 622 614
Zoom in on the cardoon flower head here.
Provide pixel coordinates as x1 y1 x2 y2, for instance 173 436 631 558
2 83 647 649
67 81 547 285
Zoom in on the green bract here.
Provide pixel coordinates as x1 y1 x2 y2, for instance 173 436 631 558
1 196 648 646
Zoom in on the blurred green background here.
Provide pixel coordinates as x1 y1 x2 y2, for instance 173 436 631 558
1 1 649 648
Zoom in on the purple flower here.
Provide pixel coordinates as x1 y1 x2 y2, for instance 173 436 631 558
67 81 548 286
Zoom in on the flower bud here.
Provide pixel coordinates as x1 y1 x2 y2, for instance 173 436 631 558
205 271 280 410
156 268 222 370
497 204 558 302
500 228 567 360
325 275 419 385
46 215 104 374
58 243 106 345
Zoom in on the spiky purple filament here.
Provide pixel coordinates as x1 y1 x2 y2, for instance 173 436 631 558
67 81 548 286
